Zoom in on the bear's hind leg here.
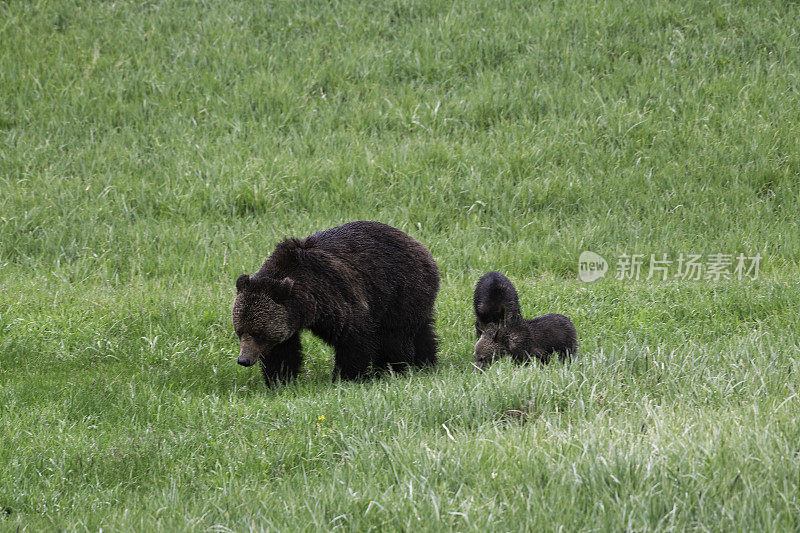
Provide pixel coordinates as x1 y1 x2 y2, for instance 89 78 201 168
559 343 577 362
260 333 302 385
411 320 438 368
377 333 415 374
333 342 373 381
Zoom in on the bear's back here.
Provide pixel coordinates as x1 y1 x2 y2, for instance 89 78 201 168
525 314 577 354
259 221 439 329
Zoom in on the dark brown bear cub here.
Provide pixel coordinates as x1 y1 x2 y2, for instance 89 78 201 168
232 221 440 384
473 314 577 371
473 271 522 337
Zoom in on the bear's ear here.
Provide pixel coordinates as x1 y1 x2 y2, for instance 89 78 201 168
236 274 251 293
273 276 294 300
271 238 304 270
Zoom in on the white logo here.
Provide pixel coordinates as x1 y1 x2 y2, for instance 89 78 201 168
578 251 608 282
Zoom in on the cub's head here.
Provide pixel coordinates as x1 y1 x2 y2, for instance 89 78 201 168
232 274 296 367
473 324 507 371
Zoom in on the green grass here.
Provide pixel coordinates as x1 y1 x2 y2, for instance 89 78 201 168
2 0 800 530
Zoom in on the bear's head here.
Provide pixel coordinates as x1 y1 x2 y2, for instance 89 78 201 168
473 324 508 371
232 273 296 367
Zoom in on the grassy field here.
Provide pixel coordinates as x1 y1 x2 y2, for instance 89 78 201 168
2 0 800 530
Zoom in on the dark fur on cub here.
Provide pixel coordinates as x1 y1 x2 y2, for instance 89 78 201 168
473 271 522 336
232 221 440 384
473 314 577 370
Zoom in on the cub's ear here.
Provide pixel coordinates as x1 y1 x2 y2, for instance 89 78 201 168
273 276 294 300
236 274 251 293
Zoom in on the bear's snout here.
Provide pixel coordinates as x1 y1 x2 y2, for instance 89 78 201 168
237 354 257 366
237 335 261 367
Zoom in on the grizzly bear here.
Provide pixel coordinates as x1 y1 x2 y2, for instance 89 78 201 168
473 271 522 337
473 313 577 370
232 221 440 384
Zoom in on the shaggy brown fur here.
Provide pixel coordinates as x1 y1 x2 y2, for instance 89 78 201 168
473 313 577 370
473 271 522 336
232 221 440 384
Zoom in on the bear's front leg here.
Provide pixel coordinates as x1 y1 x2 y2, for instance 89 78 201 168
510 346 549 365
260 333 302 385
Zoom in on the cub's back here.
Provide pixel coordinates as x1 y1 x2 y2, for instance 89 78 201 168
527 313 577 354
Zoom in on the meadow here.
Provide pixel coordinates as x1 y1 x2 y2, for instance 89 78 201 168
1 0 800 530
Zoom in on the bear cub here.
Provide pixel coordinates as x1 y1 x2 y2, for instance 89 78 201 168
473 271 522 337
473 313 577 371
232 221 440 384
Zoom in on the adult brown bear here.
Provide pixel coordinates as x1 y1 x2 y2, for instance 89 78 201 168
232 221 440 384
